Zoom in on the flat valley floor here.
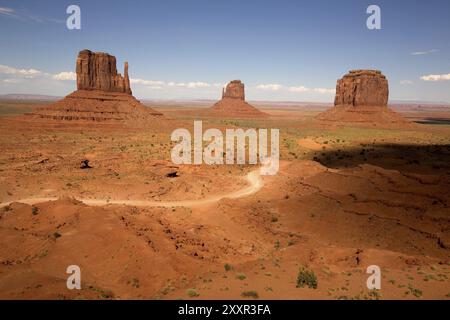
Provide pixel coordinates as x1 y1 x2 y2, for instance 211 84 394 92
0 102 449 300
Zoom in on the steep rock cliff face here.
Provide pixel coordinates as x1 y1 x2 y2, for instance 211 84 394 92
221 80 245 100
334 70 388 107
76 50 132 95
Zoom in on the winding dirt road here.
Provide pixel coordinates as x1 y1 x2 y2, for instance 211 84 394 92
0 169 263 208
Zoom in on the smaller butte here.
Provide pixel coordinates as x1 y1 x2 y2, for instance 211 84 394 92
209 80 268 118
28 50 162 123
317 70 410 127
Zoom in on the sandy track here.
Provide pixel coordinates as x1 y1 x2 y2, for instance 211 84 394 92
0 168 263 208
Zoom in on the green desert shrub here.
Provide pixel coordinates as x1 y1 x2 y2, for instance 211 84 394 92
236 273 246 280
224 263 232 272
186 288 199 297
296 266 318 289
241 291 259 299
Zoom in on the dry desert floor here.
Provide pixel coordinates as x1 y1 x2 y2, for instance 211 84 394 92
0 101 449 300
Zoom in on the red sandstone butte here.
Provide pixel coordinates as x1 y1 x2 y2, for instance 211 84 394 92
334 70 388 107
76 50 132 95
317 70 409 127
29 50 162 123
210 80 267 118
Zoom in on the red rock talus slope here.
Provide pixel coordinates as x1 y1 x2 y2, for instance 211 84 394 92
30 90 162 122
28 50 162 123
317 70 410 126
209 80 268 118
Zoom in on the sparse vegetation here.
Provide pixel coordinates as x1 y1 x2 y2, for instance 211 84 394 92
161 281 175 295
407 284 422 298
224 263 232 272
368 289 382 300
32 206 39 215
296 266 318 289
241 291 259 299
274 240 280 249
186 288 199 297
129 278 140 288
236 273 246 280
87 285 113 299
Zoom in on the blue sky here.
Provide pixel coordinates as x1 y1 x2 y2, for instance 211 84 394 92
0 0 449 102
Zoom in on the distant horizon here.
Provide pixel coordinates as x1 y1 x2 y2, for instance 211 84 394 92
1 92 449 106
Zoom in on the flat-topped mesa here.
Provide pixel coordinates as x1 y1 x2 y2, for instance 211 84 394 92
334 69 388 107
76 49 132 95
317 69 410 127
222 80 245 100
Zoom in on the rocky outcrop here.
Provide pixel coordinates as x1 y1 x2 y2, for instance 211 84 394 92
210 80 267 118
222 80 245 100
28 50 162 123
317 70 410 127
76 50 132 94
334 70 388 107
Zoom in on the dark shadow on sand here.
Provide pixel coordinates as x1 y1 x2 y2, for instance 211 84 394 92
310 143 450 174
415 118 450 126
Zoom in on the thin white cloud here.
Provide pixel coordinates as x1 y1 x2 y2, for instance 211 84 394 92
132 79 213 89
109 77 216 90
0 64 43 77
256 84 283 91
0 6 63 24
313 87 335 94
0 64 75 82
3 78 21 84
400 80 414 85
420 73 450 81
52 71 76 81
411 49 439 56
0 7 15 16
288 85 334 94
168 82 188 87
0 63 337 98
130 78 165 86
185 81 210 88
288 85 310 93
